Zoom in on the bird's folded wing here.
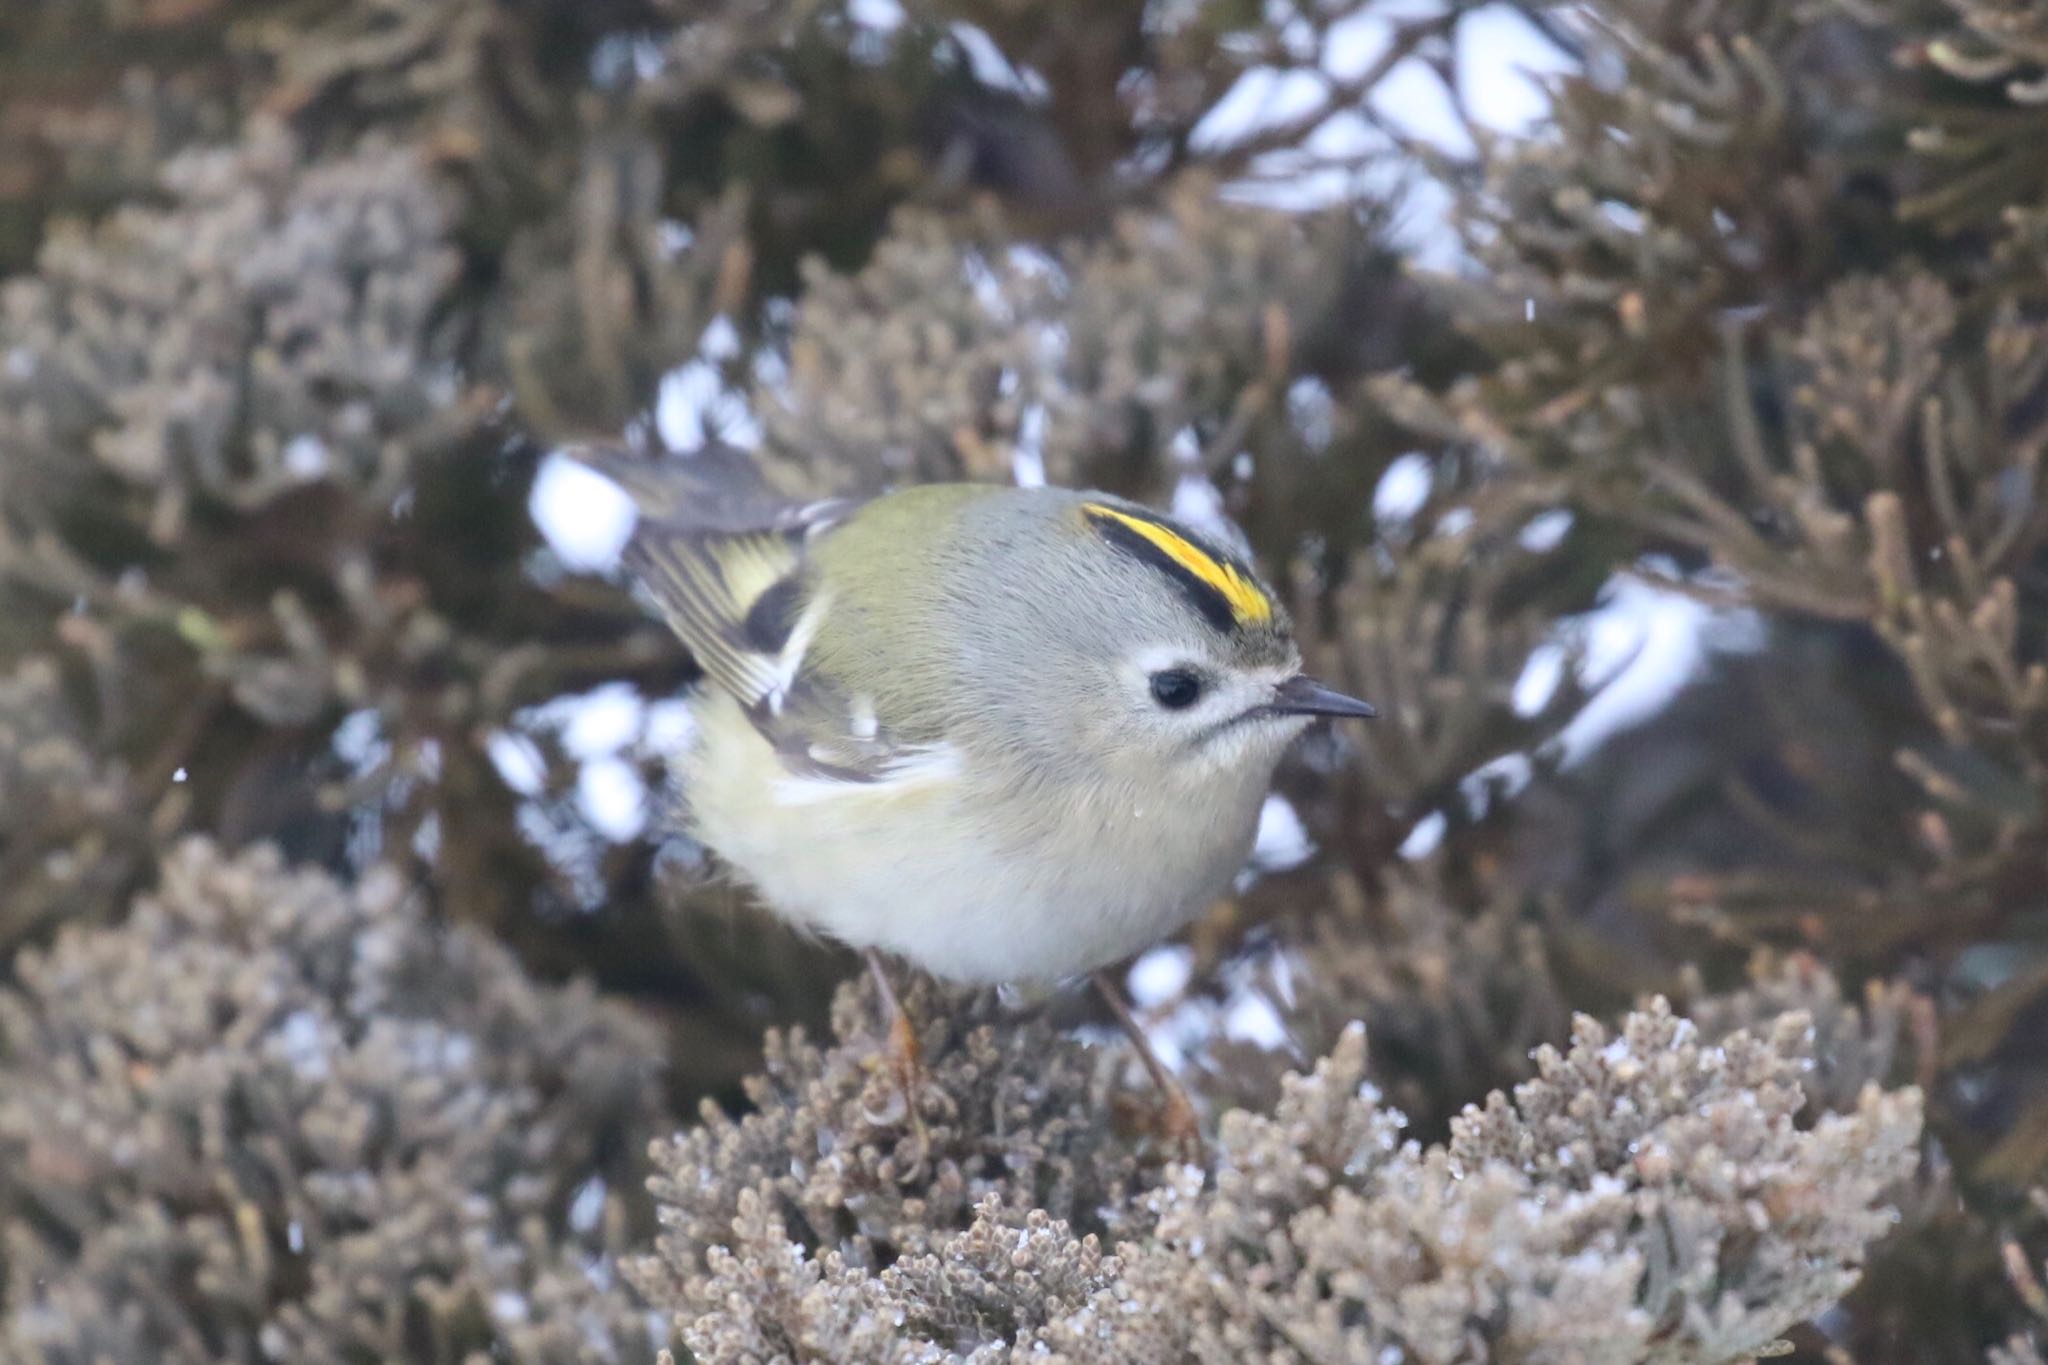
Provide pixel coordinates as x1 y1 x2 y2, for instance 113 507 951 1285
578 447 938 788
625 525 820 711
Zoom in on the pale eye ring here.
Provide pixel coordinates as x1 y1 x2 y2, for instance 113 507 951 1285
1148 668 1203 710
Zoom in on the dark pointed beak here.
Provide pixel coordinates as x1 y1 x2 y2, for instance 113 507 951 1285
1269 674 1378 720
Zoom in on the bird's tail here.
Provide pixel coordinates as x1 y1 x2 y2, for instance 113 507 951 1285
563 442 810 534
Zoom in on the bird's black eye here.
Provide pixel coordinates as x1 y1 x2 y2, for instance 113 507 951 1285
1149 669 1203 710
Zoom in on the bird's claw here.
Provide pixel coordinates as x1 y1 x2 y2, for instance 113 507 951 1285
868 952 932 1164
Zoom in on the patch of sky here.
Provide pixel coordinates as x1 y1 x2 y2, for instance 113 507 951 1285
1510 572 1766 767
657 345 762 453
589 33 665 89
578 757 648 842
1189 66 1331 154
1198 5 1572 267
1005 242 1064 283
516 682 662 842
1322 2 1439 83
1421 572 1761 831
1455 5 1571 133
1512 640 1568 716
529 453 637 573
1224 988 1289 1047
332 708 387 772
273 1009 333 1081
282 434 329 480
1459 750 1534 819
531 681 646 761
848 0 904 33
1251 793 1315 872
1129 944 1195 1009
1170 466 1231 536
1399 808 1448 859
570 1176 609 1234
1519 508 1574 553
412 810 441 862
1373 451 1434 523
1601 200 1647 234
486 730 549 798
1013 403 1048 487
948 22 1049 100
1171 463 1264 564
847 5 900 61
1120 940 1305 1072
657 220 694 257
1552 574 1760 762
1287 376 1337 450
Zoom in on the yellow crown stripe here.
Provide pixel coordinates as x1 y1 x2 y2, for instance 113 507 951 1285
1082 503 1273 626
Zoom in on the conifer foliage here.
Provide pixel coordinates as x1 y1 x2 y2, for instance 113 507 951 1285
2 0 2041 1359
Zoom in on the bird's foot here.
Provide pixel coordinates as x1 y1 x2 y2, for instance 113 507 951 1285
867 951 931 1163
1094 969 1207 1163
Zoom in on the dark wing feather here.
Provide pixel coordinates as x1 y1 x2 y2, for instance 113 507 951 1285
623 525 812 709
569 444 856 708
575 446 924 785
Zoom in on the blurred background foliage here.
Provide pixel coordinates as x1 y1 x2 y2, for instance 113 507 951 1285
0 0 2045 1359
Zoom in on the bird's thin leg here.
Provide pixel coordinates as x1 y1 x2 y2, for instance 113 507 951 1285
1093 969 1203 1154
866 949 924 1075
865 951 927 1147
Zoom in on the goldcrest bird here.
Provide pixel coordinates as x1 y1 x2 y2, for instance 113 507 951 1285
579 445 1376 1136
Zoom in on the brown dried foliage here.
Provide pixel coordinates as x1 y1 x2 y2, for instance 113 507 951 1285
640 976 1920 1363
0 840 665 1364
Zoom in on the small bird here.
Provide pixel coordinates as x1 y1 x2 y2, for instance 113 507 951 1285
581 445 1376 1141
